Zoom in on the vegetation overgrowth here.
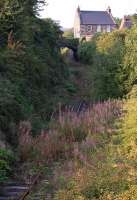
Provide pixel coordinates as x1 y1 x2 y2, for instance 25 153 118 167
0 148 15 183
0 0 73 183
78 26 137 100
1 1 137 199
0 0 72 146
18 99 122 198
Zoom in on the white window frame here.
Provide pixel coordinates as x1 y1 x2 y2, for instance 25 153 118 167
107 25 111 32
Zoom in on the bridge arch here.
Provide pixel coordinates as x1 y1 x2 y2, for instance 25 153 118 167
59 38 79 60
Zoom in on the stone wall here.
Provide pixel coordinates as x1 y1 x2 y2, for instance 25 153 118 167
74 9 81 38
80 24 115 39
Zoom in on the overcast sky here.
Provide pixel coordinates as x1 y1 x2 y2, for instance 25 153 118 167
41 0 137 28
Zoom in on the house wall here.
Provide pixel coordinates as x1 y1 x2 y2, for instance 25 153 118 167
74 7 117 40
119 16 132 30
74 10 81 38
80 24 115 39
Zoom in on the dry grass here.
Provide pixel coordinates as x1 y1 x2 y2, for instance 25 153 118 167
18 100 122 165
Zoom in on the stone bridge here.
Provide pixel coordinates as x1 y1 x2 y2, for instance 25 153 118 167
59 38 79 60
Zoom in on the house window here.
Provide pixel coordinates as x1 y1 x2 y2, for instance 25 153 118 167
97 25 101 32
86 25 92 32
107 25 111 32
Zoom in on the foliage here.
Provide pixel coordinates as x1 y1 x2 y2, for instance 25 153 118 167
17 100 122 192
22 86 137 200
61 38 79 51
123 26 137 91
51 87 137 200
78 40 96 64
120 85 137 163
131 13 137 25
93 31 126 99
19 100 121 162
114 17 122 27
78 29 137 100
0 148 15 183
0 0 71 144
1 1 137 199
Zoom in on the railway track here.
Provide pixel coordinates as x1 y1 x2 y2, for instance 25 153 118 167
0 101 90 200
0 182 28 200
50 100 90 120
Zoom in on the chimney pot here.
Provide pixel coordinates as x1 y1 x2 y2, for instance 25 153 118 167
107 6 111 14
77 5 80 13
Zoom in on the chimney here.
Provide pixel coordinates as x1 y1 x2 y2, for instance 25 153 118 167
107 6 111 14
77 5 80 13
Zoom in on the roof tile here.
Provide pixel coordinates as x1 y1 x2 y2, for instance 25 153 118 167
80 11 116 25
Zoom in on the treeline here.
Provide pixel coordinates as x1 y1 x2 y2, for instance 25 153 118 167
78 25 137 100
0 0 69 145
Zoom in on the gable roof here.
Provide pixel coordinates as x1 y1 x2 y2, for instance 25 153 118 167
80 11 116 25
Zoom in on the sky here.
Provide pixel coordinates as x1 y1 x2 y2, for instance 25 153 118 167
41 0 137 28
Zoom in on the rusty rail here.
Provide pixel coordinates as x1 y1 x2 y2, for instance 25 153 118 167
19 172 41 200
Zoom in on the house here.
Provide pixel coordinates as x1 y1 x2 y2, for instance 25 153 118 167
74 6 117 40
119 16 132 30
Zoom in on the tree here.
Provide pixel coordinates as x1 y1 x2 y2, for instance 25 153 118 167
78 31 127 100
131 13 137 25
124 26 137 91
114 17 122 28
0 0 70 144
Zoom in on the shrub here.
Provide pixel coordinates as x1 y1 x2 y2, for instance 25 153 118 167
53 99 122 141
19 99 124 199
97 85 137 200
51 99 128 200
18 121 73 163
78 28 137 100
123 26 137 92
0 1 70 145
54 189 86 200
18 100 122 165
78 40 96 64
0 148 15 183
78 30 135 100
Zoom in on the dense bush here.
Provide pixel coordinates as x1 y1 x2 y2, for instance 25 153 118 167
123 26 137 91
0 148 15 183
0 0 70 144
78 28 137 100
78 39 96 64
120 85 137 165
